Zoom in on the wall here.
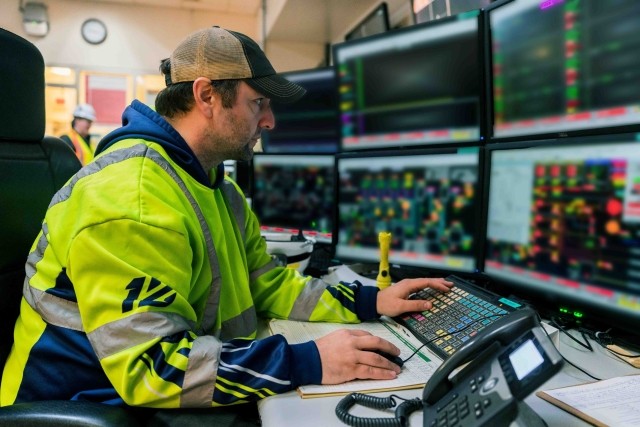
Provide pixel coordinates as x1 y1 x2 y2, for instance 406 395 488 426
0 0 259 75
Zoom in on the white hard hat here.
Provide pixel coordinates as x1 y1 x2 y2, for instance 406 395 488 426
73 103 96 121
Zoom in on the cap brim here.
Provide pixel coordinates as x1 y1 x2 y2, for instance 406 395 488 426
245 74 306 104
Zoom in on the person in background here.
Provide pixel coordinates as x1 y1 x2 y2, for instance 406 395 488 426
1 26 453 414
60 103 96 165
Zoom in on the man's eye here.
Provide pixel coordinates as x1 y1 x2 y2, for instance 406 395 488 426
254 98 264 106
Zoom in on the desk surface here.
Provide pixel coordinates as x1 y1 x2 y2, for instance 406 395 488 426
257 326 638 427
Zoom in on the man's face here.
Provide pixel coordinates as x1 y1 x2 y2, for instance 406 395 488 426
208 81 275 162
74 118 92 139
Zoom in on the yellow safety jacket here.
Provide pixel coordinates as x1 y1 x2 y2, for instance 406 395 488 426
1 100 379 408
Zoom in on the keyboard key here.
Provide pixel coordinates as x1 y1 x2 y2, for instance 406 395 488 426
394 274 520 359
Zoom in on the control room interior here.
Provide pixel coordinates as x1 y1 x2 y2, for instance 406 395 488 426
1 0 639 426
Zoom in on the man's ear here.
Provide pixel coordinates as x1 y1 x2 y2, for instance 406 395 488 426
193 77 215 118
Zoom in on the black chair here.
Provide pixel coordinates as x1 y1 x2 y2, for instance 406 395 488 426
0 27 140 427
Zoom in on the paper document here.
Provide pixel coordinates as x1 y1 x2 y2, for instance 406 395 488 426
536 374 640 427
269 317 442 398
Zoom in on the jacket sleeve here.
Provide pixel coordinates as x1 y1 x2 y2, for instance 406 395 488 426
242 194 380 324
71 218 325 408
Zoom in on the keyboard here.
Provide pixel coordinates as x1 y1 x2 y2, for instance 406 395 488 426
395 275 523 360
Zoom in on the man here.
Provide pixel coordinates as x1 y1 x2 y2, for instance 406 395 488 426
60 103 96 165
1 26 452 409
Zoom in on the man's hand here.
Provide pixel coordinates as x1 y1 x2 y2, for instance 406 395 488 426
315 329 402 384
376 277 454 317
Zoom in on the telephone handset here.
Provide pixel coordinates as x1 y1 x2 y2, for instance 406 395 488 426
422 308 563 427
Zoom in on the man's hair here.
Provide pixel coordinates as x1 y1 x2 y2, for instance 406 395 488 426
155 58 241 118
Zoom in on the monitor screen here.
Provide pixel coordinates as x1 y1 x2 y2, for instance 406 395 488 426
484 134 640 332
413 0 493 24
488 0 640 141
251 154 335 243
335 147 482 273
260 68 339 154
345 3 390 41
333 13 483 151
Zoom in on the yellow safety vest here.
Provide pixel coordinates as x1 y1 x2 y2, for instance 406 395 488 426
66 128 94 165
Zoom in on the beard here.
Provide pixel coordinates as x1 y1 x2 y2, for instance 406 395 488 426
199 117 257 168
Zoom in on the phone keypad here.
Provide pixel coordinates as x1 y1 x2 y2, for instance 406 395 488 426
428 374 492 427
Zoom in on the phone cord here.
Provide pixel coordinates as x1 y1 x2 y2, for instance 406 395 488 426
335 393 422 427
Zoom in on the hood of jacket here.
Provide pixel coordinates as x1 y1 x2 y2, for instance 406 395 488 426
95 99 224 188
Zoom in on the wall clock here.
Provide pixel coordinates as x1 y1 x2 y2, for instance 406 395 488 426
81 18 107 45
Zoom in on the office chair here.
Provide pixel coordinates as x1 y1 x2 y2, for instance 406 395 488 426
0 27 140 426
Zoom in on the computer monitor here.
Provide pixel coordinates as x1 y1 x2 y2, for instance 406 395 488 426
413 0 493 24
333 12 483 151
483 134 640 335
486 0 640 141
345 3 390 41
250 153 335 243
260 68 339 154
335 147 482 273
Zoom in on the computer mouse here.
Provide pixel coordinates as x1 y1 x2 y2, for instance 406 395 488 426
372 350 404 368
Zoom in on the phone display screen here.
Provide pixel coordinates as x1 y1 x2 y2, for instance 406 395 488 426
509 339 544 380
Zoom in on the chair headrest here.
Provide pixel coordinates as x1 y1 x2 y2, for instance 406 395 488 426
0 28 45 142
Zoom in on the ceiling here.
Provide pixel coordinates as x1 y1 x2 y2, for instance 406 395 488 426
67 0 401 45
74 0 262 14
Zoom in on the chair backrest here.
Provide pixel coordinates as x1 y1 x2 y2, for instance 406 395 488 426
0 28 82 368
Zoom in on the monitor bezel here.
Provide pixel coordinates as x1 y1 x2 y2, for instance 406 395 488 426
334 145 485 277
480 133 640 336
483 0 640 144
333 11 487 153
250 152 338 245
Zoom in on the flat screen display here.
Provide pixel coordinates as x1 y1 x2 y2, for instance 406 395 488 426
333 13 483 151
251 154 335 243
488 0 640 140
484 134 640 331
260 68 339 154
336 147 481 272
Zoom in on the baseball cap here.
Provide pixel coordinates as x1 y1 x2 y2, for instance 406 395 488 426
167 26 306 104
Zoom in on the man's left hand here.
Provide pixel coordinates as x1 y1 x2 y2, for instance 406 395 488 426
376 277 454 317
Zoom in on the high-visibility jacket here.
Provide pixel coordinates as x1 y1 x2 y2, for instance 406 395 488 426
1 100 378 408
60 128 94 165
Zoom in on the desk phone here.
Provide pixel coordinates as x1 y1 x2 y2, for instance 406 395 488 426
422 308 563 427
336 308 563 427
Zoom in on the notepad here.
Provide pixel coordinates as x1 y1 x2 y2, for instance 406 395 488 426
536 374 640 427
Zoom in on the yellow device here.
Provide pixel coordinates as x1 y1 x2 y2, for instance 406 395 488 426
376 231 392 289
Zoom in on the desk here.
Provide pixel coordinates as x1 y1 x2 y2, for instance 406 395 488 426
257 327 638 427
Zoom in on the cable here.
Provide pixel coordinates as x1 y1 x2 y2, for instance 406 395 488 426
335 393 421 427
550 317 593 352
539 317 601 381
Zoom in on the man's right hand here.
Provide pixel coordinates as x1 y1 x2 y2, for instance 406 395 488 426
314 329 402 385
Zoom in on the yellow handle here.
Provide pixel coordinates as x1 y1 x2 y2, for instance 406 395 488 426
377 231 392 289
